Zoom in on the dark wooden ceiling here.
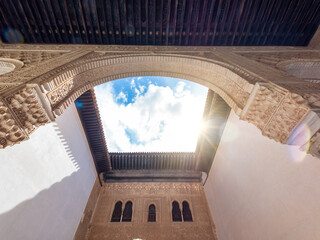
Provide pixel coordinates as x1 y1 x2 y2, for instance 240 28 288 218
0 0 319 46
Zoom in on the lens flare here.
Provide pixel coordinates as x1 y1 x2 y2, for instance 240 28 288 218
219 121 239 143
288 123 311 162
2 28 24 43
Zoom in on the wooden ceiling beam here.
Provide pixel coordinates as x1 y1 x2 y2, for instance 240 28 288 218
126 0 136 45
215 0 230 45
210 0 222 45
170 0 178 45
30 0 51 42
5 1 32 43
38 0 58 43
222 0 239 45
234 0 253 45
291 0 320 46
164 0 171 45
256 0 280 45
16 0 39 42
151 0 156 44
157 0 163 45
177 0 186 45
247 0 269 45
20 0 46 43
66 0 85 43
190 0 201 45
230 0 245 45
105 0 116 44
60 0 77 43
203 0 215 45
269 0 299 45
112 0 122 44
119 0 128 45
196 0 208 46
90 0 104 44
184 0 194 45
281 0 308 45
50 0 69 43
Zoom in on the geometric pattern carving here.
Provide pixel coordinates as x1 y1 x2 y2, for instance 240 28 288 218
0 99 27 148
45 54 252 115
0 86 50 149
88 182 217 240
0 44 319 159
241 83 309 144
5 87 50 134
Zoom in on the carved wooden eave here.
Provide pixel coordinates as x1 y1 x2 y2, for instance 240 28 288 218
75 89 111 173
195 90 231 173
104 169 202 183
109 152 196 171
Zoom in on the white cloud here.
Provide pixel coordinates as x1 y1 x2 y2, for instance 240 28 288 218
116 91 127 103
130 79 135 88
94 79 207 152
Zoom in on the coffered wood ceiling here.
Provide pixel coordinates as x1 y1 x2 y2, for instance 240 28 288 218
1 0 319 46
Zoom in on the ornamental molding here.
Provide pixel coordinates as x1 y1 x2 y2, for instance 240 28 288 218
102 182 203 195
0 44 319 159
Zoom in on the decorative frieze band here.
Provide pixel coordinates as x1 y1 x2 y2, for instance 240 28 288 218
102 182 203 195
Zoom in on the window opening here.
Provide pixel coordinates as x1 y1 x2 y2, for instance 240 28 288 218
172 201 182 222
122 201 133 222
111 201 122 222
148 204 156 222
182 201 193 222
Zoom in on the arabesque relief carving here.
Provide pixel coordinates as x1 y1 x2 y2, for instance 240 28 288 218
0 86 50 148
87 182 217 240
241 84 309 144
0 44 319 159
5 87 50 135
0 99 26 148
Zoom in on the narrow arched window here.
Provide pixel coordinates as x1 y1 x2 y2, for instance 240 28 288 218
182 201 193 222
111 201 122 222
122 201 133 222
172 201 182 222
148 204 156 222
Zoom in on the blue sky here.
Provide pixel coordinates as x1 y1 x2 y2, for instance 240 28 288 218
94 76 208 152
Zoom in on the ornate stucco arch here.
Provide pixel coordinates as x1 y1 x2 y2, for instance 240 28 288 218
1 44 320 157
42 53 252 116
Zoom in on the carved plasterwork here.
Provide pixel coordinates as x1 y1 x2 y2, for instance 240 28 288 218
0 86 51 149
42 53 251 116
239 51 320 71
0 44 319 156
87 182 217 240
0 51 64 69
5 87 50 135
103 182 203 195
241 83 309 144
0 99 27 148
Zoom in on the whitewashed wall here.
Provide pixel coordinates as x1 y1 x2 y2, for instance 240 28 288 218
205 111 320 240
0 104 97 240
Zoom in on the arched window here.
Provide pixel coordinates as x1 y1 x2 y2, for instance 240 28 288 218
172 201 182 222
122 201 133 222
111 201 122 222
182 201 193 222
148 204 156 222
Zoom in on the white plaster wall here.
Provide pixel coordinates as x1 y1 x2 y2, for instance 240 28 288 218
205 111 320 240
0 104 97 240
